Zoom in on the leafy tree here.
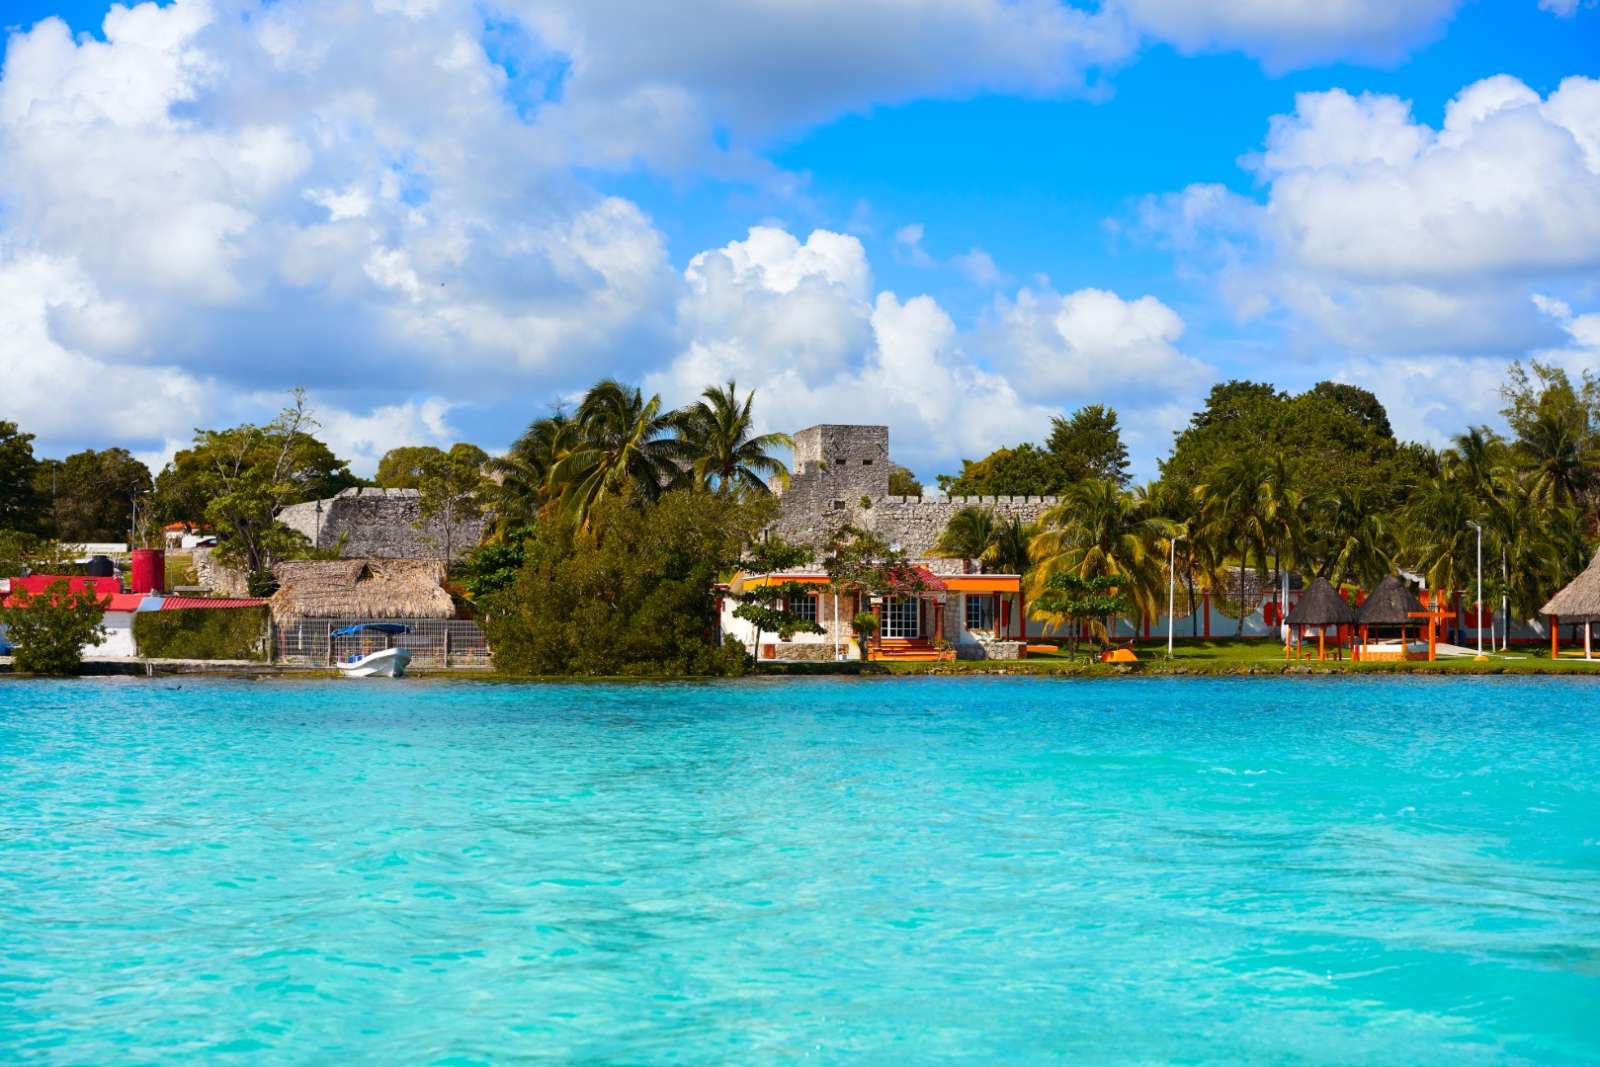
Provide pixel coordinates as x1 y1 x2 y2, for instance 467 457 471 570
153 390 357 578
376 446 448 489
731 536 824 659
481 489 771 676
547 380 686 527
0 421 43 534
0 531 73 579
673 381 792 495
937 443 1062 496
415 443 490 564
32 448 153 542
987 516 1033 576
1046 404 1131 486
486 411 572 536
461 531 532 600
0 579 108 675
821 525 928 599
1028 572 1130 658
887 465 923 496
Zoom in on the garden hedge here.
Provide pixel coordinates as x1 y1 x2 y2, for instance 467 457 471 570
133 606 270 661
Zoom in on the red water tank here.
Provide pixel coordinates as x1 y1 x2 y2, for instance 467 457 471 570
130 548 165 594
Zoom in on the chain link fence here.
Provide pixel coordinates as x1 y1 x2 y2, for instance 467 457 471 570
271 618 491 669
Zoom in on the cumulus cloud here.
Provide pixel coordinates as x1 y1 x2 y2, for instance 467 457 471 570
1112 0 1462 71
1140 75 1600 357
648 226 1206 476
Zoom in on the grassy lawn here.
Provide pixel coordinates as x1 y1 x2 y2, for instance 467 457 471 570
875 639 1600 676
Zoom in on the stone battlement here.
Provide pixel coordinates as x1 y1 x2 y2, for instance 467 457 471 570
771 425 1060 556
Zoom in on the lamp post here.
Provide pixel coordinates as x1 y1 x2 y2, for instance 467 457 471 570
1167 534 1182 659
1501 544 1509 652
1467 520 1485 660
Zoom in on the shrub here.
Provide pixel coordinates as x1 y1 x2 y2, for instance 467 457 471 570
133 606 270 661
483 489 769 677
0 579 108 675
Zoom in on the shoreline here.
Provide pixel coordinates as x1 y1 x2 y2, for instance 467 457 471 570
4 655 1598 680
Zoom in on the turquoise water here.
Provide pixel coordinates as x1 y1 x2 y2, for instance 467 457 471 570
3 677 1600 1064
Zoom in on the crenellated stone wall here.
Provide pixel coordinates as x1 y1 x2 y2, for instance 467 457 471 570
771 423 1059 557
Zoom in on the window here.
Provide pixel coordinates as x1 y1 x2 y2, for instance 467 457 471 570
881 596 920 638
965 594 995 633
862 459 873 465
787 592 818 622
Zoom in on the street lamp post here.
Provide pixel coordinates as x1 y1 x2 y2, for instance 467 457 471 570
1467 520 1485 660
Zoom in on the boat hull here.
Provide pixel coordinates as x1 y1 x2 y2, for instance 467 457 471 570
339 647 412 678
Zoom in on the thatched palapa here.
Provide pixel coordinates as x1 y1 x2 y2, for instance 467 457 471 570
1286 577 1356 627
1540 548 1600 622
1356 575 1424 626
269 559 454 624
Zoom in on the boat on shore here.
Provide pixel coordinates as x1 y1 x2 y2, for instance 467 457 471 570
334 624 413 678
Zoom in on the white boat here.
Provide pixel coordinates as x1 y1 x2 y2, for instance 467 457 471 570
333 623 414 678
339 646 412 677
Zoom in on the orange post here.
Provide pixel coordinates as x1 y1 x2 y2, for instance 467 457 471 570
1552 614 1560 660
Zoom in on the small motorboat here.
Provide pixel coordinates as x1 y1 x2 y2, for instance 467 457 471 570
333 624 413 678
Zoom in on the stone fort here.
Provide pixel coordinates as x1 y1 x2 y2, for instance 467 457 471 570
771 424 1058 557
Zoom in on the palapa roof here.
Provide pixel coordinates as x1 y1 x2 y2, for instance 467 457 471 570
1355 575 1424 626
1285 577 1356 627
1540 548 1600 621
268 559 454 624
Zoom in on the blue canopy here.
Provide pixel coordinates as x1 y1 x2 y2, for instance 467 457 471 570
330 623 410 638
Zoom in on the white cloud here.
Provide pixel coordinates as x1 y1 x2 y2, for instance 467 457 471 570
649 226 1203 476
1538 0 1595 16
1113 0 1462 71
1141 75 1600 357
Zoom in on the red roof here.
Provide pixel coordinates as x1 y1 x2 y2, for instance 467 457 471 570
159 597 267 610
2 575 123 609
104 594 148 612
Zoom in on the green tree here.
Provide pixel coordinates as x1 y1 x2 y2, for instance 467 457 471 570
415 444 490 564
0 421 43 534
32 448 153 542
0 579 108 675
937 443 1062 497
933 506 997 561
481 488 771 676
376 446 447 489
887 465 923 496
731 536 823 660
1046 404 1131 486
486 411 572 536
153 390 357 578
547 380 685 527
1028 572 1130 658
673 381 792 495
1030 479 1173 625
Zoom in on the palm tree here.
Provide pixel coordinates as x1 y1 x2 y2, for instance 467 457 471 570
673 381 792 495
1516 409 1595 508
934 506 997 561
1195 456 1278 636
1316 487 1395 588
985 516 1033 577
1402 474 1476 598
1029 479 1174 625
486 411 571 534
548 380 686 527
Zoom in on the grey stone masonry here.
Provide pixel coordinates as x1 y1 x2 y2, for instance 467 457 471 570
771 423 1059 557
277 487 485 561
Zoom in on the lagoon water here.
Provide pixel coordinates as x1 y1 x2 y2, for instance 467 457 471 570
3 676 1600 1063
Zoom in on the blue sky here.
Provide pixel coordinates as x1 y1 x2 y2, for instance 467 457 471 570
2 0 1598 480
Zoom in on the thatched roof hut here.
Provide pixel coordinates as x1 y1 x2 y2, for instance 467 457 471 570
1286 577 1355 627
1540 549 1600 622
268 559 454 625
1356 575 1423 626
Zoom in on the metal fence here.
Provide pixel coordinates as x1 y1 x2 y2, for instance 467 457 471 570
271 618 491 669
